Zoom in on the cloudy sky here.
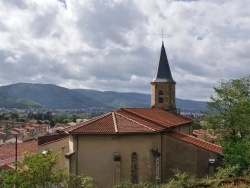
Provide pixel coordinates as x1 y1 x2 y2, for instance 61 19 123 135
0 0 249 101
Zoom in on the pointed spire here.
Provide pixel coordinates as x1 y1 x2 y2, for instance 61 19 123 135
152 42 175 83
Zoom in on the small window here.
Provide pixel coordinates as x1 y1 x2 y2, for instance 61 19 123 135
158 90 164 103
131 152 137 183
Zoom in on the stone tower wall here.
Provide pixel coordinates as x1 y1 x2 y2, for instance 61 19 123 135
151 82 176 111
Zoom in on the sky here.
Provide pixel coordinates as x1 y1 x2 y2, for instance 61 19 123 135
0 0 249 101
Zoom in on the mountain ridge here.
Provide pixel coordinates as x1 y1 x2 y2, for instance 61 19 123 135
0 83 207 111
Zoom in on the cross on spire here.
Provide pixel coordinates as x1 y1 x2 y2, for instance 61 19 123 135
161 30 166 44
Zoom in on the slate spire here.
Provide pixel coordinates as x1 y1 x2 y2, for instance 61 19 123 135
152 41 175 83
151 41 176 112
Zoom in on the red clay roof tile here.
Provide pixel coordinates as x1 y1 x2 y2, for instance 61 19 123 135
122 108 193 127
67 108 193 134
169 131 222 154
66 113 116 134
115 112 157 133
0 140 38 165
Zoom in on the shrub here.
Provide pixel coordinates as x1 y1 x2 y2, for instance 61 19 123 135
112 181 157 188
165 170 199 188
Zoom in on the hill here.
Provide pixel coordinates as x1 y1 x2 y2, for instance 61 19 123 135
73 89 150 108
0 83 109 109
0 83 207 111
73 89 207 112
0 92 41 109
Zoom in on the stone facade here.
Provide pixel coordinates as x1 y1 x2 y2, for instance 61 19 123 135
38 136 69 171
173 123 192 135
162 133 219 180
69 134 161 187
151 82 176 111
66 127 220 188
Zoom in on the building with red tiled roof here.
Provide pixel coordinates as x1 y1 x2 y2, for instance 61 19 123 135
170 131 222 154
0 120 25 126
41 42 222 188
38 135 69 171
0 140 38 165
65 107 221 187
66 108 193 134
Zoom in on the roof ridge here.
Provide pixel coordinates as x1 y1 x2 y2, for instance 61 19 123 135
121 108 170 129
114 111 157 132
112 112 119 133
67 112 112 133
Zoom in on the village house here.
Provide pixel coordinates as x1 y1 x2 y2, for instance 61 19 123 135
38 134 69 170
0 140 37 168
0 121 50 169
39 42 222 188
0 120 50 143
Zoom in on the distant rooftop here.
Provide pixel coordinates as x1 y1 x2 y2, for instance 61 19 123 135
0 140 37 165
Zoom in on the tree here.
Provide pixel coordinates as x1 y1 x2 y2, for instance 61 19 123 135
44 111 53 121
204 76 250 175
0 151 93 188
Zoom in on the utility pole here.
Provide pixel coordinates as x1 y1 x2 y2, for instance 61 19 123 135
13 132 19 171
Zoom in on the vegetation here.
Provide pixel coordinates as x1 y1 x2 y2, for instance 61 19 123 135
0 83 109 109
166 170 199 188
0 92 40 109
112 170 250 188
204 76 250 176
27 111 93 125
0 151 93 188
0 111 22 121
112 181 155 188
192 119 202 130
0 110 93 127
0 83 206 111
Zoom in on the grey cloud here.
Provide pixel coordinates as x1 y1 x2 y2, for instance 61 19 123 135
76 1 146 49
81 46 156 82
0 0 249 101
31 14 57 38
3 0 28 9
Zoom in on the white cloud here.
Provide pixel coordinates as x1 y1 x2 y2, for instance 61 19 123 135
0 0 249 101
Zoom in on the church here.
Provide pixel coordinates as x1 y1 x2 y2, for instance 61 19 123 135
41 42 222 188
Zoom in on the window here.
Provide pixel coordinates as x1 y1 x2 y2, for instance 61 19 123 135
158 90 164 103
131 152 137 183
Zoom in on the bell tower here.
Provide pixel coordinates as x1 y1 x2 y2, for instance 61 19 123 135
151 42 176 113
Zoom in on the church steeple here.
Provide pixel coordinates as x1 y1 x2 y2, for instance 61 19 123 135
152 41 175 83
151 42 176 113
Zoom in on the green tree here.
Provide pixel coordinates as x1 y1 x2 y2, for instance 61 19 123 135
204 76 250 175
0 151 93 188
193 119 202 130
1 112 12 120
44 111 53 121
